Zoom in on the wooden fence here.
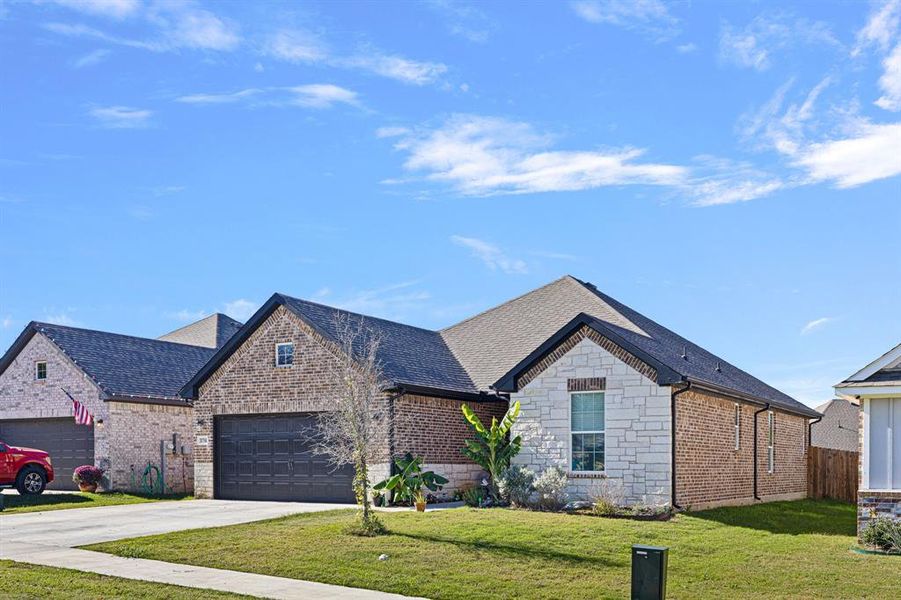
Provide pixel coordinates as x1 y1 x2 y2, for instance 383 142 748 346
808 446 858 503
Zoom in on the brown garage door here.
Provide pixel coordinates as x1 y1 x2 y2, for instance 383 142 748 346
0 418 94 490
215 413 355 502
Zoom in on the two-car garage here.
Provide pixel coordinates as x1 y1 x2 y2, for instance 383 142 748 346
0 418 94 490
215 413 355 503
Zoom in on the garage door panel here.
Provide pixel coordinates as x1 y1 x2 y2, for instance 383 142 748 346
0 418 93 491
215 413 354 502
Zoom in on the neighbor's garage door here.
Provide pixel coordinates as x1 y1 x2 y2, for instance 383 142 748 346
215 414 355 502
0 418 94 490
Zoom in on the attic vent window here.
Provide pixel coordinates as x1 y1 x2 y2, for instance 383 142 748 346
35 361 47 381
275 343 294 367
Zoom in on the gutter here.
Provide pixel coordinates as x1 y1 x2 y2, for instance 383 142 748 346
807 415 823 449
752 403 770 501
670 381 692 510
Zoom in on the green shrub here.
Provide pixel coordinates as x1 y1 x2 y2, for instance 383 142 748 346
461 486 487 508
533 467 568 511
861 516 901 552
498 465 535 507
460 401 522 500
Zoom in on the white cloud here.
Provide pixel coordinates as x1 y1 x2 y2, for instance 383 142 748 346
323 281 432 321
795 122 901 187
801 317 834 335
1 315 13 329
376 126 410 138
42 1 240 52
166 308 209 322
288 84 358 108
264 29 328 63
43 312 82 327
389 114 687 196
88 105 153 128
451 235 527 274
854 0 900 54
223 299 258 321
876 43 901 110
45 0 141 20
340 52 447 86
177 88 263 104
719 13 839 71
176 85 359 110
676 42 697 54
570 0 679 40
426 0 492 43
72 48 111 68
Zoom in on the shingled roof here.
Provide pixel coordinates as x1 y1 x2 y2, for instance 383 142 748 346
181 293 479 399
0 322 219 403
158 313 243 349
182 276 817 417
445 276 819 418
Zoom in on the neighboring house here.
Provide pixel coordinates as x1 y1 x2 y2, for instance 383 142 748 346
810 398 860 452
835 343 901 536
183 276 818 509
0 314 240 491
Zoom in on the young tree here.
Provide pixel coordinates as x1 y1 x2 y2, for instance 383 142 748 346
315 314 390 535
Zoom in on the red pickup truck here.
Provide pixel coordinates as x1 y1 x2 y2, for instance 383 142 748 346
0 440 54 495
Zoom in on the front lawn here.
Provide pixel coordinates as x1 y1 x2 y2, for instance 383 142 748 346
0 560 246 599
0 492 191 514
86 499 899 599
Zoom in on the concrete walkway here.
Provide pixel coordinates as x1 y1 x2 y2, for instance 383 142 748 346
0 499 421 599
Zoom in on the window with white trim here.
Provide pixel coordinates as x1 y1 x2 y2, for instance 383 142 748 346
767 411 775 473
734 404 741 450
571 391 605 472
35 361 47 381
275 342 294 367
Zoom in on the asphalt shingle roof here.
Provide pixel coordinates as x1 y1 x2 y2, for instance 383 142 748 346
280 295 477 394
158 313 243 349
810 399 859 452
31 322 218 399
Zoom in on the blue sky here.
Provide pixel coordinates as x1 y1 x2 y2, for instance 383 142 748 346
1 0 899 406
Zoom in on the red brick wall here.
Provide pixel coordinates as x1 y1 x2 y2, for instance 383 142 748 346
393 394 509 464
676 388 807 509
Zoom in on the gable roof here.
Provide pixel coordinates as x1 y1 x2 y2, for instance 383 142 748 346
458 276 819 418
836 342 901 388
181 293 479 399
0 322 218 403
182 276 817 417
810 399 859 452
158 313 243 349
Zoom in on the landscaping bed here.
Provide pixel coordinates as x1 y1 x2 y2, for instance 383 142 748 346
86 499 901 600
0 492 191 514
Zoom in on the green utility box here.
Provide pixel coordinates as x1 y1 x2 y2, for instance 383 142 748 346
631 544 668 600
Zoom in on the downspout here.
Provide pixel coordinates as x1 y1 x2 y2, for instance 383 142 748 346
807 416 822 449
670 381 692 510
752 403 770 501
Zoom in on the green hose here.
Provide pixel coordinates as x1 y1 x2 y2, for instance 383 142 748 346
130 463 175 496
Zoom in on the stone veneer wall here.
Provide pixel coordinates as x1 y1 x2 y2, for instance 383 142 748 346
0 332 111 481
511 336 672 505
675 388 808 509
105 401 194 493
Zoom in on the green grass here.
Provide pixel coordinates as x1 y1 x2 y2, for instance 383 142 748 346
86 499 900 599
0 560 247 599
0 492 191 514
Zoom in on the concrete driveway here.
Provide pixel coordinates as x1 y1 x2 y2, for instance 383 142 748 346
0 499 418 599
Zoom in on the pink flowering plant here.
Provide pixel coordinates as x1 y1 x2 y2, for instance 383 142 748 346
72 465 104 486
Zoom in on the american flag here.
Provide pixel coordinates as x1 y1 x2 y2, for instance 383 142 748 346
61 387 93 426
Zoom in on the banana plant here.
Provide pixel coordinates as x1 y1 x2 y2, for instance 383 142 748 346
373 453 448 505
460 401 522 500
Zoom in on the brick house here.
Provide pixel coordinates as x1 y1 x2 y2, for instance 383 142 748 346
0 314 241 491
183 276 818 509
835 343 901 537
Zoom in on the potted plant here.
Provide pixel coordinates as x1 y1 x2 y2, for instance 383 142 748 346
374 453 448 512
72 465 104 493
